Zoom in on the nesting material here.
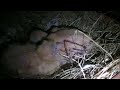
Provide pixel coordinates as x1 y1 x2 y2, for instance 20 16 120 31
92 59 120 79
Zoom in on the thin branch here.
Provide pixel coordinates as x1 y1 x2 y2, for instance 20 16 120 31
89 15 102 36
69 17 82 26
77 30 114 61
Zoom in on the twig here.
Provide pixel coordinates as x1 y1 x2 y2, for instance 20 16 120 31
69 17 82 26
62 54 86 79
112 44 120 55
92 59 120 79
89 15 103 36
77 30 114 61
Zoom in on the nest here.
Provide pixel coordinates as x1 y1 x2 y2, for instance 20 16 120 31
0 11 120 79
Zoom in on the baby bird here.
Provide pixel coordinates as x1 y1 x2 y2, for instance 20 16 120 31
1 27 93 78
